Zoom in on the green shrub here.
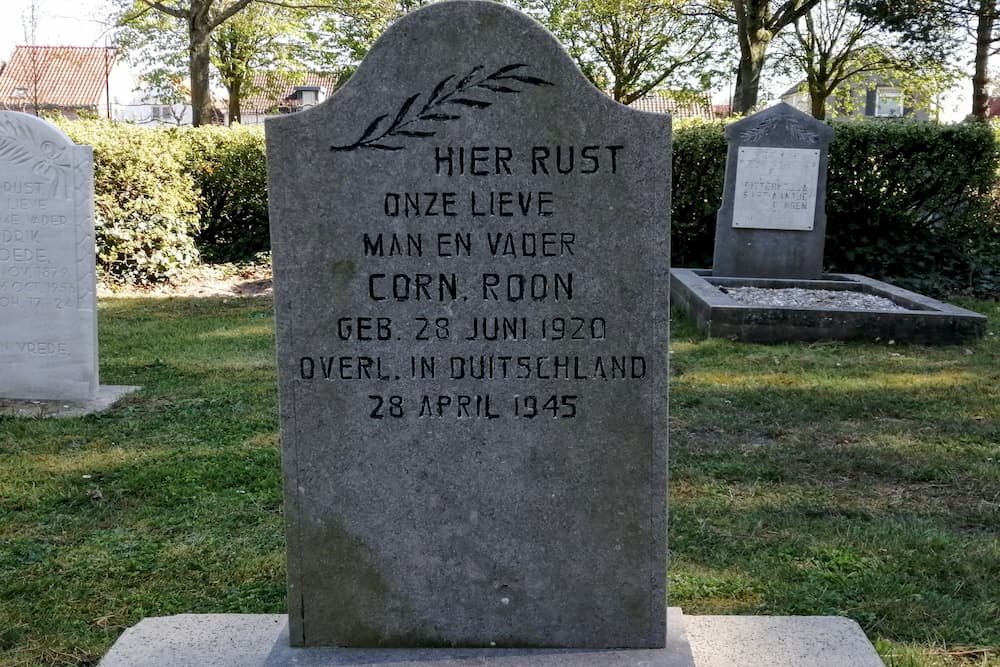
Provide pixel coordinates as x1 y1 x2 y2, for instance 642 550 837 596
185 125 269 262
59 120 200 285
671 119 727 268
825 120 999 296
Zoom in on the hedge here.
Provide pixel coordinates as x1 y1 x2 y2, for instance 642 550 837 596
59 120 201 285
56 117 1000 296
57 120 269 284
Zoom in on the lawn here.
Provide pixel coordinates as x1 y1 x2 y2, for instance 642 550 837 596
0 295 997 666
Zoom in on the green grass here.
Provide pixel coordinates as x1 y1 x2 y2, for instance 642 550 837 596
1 295 998 666
669 298 1000 666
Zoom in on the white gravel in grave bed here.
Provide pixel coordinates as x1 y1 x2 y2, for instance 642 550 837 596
720 286 911 311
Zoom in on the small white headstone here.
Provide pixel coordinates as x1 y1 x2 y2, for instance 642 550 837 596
0 112 98 401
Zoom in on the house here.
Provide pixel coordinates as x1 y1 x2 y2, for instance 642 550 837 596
0 46 122 119
779 75 931 120
628 93 716 120
0 45 196 125
240 73 340 124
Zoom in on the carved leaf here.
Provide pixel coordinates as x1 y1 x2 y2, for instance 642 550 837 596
476 83 520 93
427 75 454 106
448 98 492 108
358 114 390 143
391 94 420 130
495 74 553 86
419 113 461 121
455 65 484 90
0 135 35 166
393 130 436 138
488 63 528 77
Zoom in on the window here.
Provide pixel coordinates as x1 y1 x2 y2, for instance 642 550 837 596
875 87 903 117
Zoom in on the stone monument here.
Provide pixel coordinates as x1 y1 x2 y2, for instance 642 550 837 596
0 112 99 401
712 103 834 280
266 0 670 651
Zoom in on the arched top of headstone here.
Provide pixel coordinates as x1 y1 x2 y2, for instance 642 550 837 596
0 112 87 199
267 0 659 151
0 110 80 152
725 102 833 148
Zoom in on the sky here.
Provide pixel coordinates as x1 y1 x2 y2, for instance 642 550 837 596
0 0 113 58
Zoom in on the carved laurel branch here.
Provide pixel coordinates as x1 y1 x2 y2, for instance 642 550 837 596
0 116 73 197
331 64 553 152
740 116 820 145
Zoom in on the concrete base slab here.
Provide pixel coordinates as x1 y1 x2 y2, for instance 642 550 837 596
0 385 141 418
98 611 884 667
686 615 884 666
100 611 696 667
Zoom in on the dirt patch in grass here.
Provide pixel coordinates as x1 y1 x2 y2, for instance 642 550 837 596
98 263 272 298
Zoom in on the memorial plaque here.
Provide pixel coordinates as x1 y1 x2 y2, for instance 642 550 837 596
266 0 670 650
0 112 98 401
731 146 820 230
713 103 834 279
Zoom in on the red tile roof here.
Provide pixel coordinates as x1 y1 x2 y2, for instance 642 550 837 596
628 94 714 120
242 72 338 114
0 46 116 109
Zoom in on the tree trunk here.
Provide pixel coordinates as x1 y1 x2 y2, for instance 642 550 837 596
190 30 214 126
733 40 767 114
971 0 994 121
809 88 826 119
732 0 771 115
228 80 242 125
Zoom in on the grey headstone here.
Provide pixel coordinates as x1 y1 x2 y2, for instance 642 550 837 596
712 103 834 279
266 0 670 650
0 111 98 401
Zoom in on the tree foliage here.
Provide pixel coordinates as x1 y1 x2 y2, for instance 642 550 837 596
853 0 990 119
113 0 336 126
773 0 958 118
706 0 823 114
211 4 312 124
518 0 728 103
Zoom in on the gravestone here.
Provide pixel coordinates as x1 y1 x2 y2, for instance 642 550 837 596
712 103 834 279
267 0 670 651
0 112 98 401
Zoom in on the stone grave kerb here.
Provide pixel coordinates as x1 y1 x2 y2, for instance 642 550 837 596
712 102 834 279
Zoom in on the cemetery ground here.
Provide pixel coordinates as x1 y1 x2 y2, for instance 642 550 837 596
0 290 996 667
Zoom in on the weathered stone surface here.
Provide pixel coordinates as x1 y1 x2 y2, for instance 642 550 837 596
0 112 97 401
266 0 670 649
712 103 834 279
